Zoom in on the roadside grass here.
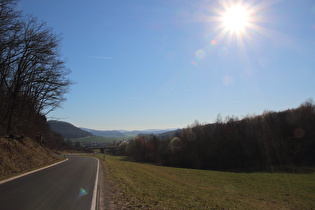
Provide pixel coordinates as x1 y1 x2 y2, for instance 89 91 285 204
99 154 315 209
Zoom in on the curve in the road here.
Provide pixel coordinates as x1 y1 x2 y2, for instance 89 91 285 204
0 156 99 210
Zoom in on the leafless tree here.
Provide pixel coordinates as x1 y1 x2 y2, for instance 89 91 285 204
0 0 71 135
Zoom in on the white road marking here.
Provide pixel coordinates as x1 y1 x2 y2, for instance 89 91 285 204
91 157 100 210
0 158 68 185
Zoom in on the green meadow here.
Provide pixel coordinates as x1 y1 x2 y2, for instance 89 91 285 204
100 155 315 209
70 135 122 143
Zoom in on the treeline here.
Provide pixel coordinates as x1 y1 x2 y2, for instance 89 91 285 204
0 0 70 149
119 100 315 171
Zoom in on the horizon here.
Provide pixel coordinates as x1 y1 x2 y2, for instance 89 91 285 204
49 98 311 131
20 0 315 130
80 126 180 132
48 119 179 131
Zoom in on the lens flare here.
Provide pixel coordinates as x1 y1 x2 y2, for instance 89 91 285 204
191 38 218 65
79 188 87 198
191 60 198 66
195 49 206 60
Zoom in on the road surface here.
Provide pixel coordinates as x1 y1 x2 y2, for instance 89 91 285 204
0 156 98 210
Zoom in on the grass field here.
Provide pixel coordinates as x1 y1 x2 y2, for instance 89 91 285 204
70 135 119 143
100 154 315 209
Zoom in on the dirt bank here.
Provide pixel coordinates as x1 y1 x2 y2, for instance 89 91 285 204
0 137 62 180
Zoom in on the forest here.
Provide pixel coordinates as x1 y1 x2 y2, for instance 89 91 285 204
0 0 70 149
119 100 315 171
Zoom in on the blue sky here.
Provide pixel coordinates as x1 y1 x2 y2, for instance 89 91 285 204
19 0 315 130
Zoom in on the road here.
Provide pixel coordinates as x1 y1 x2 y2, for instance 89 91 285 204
0 156 98 210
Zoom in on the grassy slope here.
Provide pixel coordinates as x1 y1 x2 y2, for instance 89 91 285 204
101 155 315 209
0 137 62 180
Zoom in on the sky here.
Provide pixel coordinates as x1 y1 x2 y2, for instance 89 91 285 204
18 0 315 130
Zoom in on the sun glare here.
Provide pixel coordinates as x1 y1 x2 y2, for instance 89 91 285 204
222 5 250 33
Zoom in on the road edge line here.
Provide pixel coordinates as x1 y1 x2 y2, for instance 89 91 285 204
91 157 100 210
0 158 68 185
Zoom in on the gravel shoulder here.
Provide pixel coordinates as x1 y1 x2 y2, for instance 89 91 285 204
98 159 125 210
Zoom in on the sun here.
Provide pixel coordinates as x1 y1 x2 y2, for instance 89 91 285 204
222 5 250 34
210 2 255 39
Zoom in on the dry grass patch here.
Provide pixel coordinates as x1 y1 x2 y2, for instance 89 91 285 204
0 137 62 180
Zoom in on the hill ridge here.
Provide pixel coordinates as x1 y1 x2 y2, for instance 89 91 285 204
81 127 178 138
48 120 92 139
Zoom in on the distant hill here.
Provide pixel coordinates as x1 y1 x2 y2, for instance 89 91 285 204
81 128 178 138
48 120 178 139
156 129 182 139
48 120 92 139
81 128 128 138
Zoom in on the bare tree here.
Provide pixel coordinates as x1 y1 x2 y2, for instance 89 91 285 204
0 0 71 135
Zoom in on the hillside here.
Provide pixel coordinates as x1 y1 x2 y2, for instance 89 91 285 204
0 137 62 179
48 120 92 139
81 128 127 138
81 128 178 138
124 100 315 171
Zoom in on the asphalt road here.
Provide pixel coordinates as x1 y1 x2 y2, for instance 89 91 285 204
0 156 98 210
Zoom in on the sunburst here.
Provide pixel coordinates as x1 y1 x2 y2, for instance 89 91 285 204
222 5 250 34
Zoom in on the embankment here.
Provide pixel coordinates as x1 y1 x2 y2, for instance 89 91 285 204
0 137 62 179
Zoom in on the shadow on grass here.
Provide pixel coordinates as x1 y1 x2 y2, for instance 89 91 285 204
105 154 315 174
